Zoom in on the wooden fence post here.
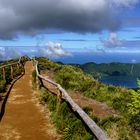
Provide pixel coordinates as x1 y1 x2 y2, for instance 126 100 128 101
2 67 6 81
56 88 62 112
17 63 19 71
11 65 13 79
36 76 40 90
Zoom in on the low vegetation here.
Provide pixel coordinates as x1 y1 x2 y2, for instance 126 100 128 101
39 87 94 140
35 57 140 139
32 70 37 89
0 56 29 97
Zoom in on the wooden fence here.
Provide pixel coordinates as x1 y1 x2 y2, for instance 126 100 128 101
0 57 27 81
34 59 109 140
0 56 30 121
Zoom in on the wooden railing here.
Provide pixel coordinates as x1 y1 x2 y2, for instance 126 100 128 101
0 56 30 81
0 57 21 68
0 56 30 121
33 59 109 140
0 57 22 81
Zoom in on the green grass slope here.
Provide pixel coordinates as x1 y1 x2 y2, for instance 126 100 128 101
36 57 140 140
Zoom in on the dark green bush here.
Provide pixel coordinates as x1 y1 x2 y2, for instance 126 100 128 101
0 80 6 92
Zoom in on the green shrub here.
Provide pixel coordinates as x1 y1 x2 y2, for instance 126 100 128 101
39 88 49 104
0 80 6 92
127 89 140 132
32 70 37 89
39 87 94 140
37 57 140 139
32 70 36 83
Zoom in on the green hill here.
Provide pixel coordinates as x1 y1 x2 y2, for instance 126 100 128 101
75 62 140 79
36 57 140 139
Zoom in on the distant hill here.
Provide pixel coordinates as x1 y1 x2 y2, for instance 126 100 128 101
75 62 140 79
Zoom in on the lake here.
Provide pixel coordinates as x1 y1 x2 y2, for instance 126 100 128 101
99 76 138 89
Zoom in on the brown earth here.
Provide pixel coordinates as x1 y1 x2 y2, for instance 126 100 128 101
0 62 60 140
68 91 116 118
41 70 116 118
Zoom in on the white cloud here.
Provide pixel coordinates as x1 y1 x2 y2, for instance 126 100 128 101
112 0 138 7
39 42 72 58
131 59 136 63
102 32 122 48
0 47 22 60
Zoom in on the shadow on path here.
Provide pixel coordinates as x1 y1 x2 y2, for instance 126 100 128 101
0 71 25 122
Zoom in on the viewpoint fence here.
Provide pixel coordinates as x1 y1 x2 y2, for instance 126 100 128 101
0 56 30 81
33 58 109 140
0 57 22 81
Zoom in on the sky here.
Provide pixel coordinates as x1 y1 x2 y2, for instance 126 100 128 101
0 0 140 63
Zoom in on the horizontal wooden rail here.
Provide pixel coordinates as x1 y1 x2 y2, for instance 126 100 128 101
0 57 22 69
34 59 109 140
0 56 30 81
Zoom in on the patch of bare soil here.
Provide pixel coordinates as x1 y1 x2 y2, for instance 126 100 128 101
41 70 58 95
69 91 116 118
0 62 61 140
41 70 116 118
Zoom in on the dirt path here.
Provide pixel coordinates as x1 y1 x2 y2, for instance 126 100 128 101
0 62 59 140
41 70 116 118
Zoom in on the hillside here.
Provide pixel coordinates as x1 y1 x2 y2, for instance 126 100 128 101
36 57 140 140
1 57 139 139
76 62 140 79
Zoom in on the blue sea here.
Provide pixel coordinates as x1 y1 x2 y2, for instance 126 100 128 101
99 76 138 89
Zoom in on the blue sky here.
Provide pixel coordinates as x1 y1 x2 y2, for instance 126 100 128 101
0 0 140 63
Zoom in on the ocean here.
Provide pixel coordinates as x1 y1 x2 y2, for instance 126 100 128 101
99 76 138 88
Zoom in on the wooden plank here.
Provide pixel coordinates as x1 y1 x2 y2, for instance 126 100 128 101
2 67 6 81
34 59 109 140
0 62 19 69
10 65 13 79
0 57 22 69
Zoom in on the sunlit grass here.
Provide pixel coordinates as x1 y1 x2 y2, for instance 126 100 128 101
36 57 140 139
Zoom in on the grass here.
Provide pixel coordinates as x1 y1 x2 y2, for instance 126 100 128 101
36 57 140 139
39 87 94 140
0 56 29 99
32 70 37 89
0 80 6 93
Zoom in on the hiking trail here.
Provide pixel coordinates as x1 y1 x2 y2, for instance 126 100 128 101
0 61 59 140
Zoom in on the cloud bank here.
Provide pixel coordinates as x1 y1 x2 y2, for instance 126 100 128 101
102 32 122 48
0 0 138 39
0 41 72 60
0 47 22 60
39 42 72 58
